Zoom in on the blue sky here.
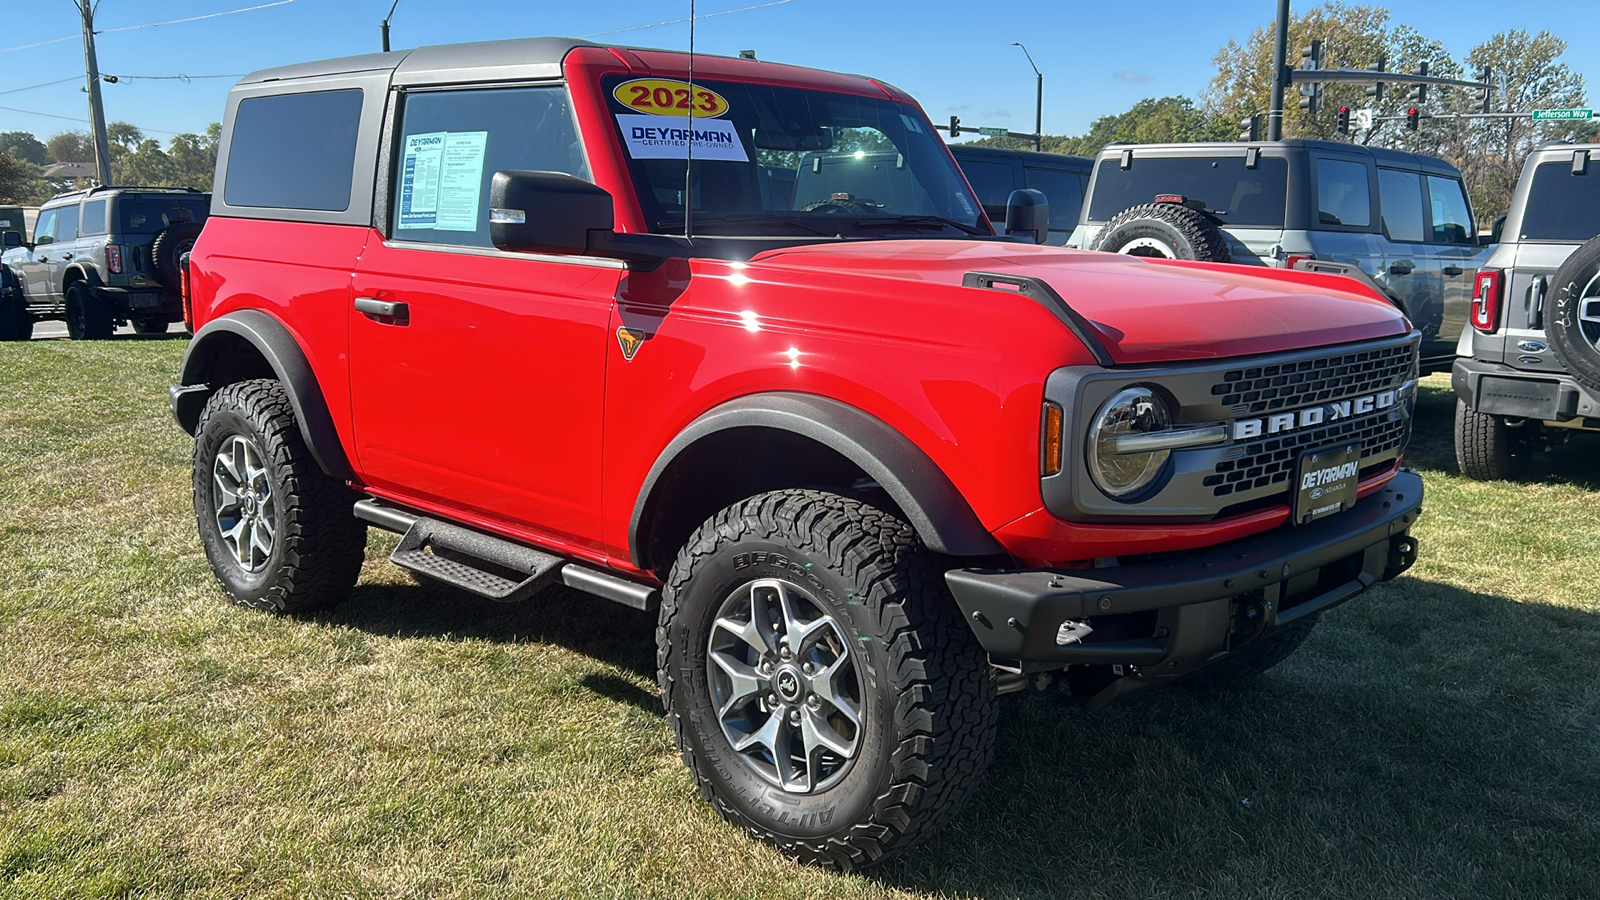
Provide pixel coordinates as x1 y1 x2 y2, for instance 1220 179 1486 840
1 0 1593 144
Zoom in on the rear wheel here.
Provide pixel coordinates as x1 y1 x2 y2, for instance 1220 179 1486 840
131 316 168 335
192 379 367 613
65 283 112 340
1453 397 1528 481
657 489 997 870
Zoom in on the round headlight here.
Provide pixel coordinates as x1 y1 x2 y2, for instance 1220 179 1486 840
1087 387 1172 499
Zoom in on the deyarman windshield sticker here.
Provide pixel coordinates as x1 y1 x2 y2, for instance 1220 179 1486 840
612 78 748 162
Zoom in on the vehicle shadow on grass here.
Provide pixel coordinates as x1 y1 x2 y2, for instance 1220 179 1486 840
1410 375 1600 490
873 576 1600 898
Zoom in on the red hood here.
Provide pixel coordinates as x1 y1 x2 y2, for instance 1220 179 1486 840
745 240 1410 363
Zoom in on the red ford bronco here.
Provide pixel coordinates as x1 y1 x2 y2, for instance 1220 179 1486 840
171 38 1423 868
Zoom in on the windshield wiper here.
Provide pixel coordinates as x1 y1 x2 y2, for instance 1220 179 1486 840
848 215 990 236
657 214 841 238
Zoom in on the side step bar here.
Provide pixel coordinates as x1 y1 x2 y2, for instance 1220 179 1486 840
353 500 659 611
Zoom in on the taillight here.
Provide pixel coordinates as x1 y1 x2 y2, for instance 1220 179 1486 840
1285 254 1312 270
1041 402 1063 476
180 251 193 331
1471 269 1503 332
105 243 123 274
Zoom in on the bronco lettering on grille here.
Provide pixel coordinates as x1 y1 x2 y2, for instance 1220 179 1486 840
1233 389 1398 440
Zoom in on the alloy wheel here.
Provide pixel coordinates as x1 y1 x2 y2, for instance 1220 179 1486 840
212 433 277 572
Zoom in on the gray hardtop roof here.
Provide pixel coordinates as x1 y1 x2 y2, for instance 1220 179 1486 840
948 144 1093 170
239 37 597 85
1094 139 1464 176
38 185 206 208
1528 140 1600 161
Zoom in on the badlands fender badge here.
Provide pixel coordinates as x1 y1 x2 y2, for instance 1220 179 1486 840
616 327 646 360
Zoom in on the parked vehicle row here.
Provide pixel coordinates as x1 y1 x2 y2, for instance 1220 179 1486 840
0 186 207 340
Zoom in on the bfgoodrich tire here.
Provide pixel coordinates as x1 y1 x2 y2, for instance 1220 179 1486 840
1091 202 1232 262
657 489 997 870
65 282 112 340
192 379 366 613
1545 233 1600 395
1454 397 1528 481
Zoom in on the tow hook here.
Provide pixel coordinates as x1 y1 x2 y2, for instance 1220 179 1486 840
1386 535 1419 579
1235 599 1270 646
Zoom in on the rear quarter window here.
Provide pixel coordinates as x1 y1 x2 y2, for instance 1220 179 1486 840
1520 160 1600 241
224 89 363 211
1314 158 1371 229
1087 156 1287 227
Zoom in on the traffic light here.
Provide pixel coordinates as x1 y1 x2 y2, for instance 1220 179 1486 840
1477 65 1493 113
1365 56 1386 101
1405 107 1420 132
1299 81 1318 115
1336 106 1351 135
1407 62 1428 104
1298 39 1322 115
1239 114 1260 142
949 115 960 138
1301 39 1322 70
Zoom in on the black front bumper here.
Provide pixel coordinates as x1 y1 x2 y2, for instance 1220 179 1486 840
945 470 1423 676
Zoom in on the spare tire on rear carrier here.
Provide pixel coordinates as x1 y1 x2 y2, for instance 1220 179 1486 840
149 221 204 291
1545 233 1600 397
1090 202 1232 263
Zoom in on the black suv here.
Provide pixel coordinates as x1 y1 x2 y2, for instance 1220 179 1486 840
1452 142 1600 478
0 186 208 340
948 145 1091 245
1067 140 1492 372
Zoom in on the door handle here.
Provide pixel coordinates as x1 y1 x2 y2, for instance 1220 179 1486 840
354 296 409 323
1442 265 1463 276
1388 261 1414 275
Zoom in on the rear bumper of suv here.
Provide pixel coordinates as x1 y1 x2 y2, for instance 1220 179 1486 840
1452 357 1600 426
944 469 1422 680
91 284 180 318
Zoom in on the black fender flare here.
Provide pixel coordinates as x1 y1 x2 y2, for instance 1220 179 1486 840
172 309 353 481
629 392 1003 567
61 263 104 291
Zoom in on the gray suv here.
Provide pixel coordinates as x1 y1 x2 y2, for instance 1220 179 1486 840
0 186 208 340
1452 142 1600 479
1067 140 1492 372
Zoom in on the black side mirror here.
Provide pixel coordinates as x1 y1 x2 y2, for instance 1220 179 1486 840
2 232 21 249
1489 215 1506 245
489 170 616 256
1004 188 1049 245
33 234 52 247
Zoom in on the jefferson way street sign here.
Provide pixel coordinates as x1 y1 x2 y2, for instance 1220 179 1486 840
1532 108 1594 121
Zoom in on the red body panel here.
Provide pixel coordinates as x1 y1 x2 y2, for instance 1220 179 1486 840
186 48 1415 578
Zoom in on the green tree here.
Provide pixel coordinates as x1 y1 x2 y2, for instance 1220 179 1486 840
0 131 48 166
116 138 176 186
45 130 93 163
0 153 42 204
105 121 144 160
970 96 1225 159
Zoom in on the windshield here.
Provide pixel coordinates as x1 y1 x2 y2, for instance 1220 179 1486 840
118 194 208 234
1520 160 1600 242
1087 156 1288 227
604 76 985 237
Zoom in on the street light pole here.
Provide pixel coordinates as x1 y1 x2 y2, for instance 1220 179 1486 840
376 0 398 51
1013 42 1043 151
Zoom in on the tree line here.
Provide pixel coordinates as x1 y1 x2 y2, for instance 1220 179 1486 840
972 7 1597 224
0 122 220 205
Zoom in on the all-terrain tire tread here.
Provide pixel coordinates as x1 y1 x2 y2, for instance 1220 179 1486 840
1091 202 1232 262
656 488 997 871
193 379 366 614
1453 397 1518 481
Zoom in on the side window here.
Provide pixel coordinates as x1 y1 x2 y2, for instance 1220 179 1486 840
959 160 1018 220
80 199 108 236
225 89 363 211
1426 175 1475 244
1315 158 1371 228
392 86 588 248
55 204 79 243
33 208 58 244
1024 167 1085 230
1376 168 1425 243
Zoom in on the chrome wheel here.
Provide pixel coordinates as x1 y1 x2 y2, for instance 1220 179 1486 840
212 434 276 572
707 578 863 793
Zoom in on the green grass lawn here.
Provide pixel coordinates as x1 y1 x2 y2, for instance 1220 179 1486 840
1 337 1597 899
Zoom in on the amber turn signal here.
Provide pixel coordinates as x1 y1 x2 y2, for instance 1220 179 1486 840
1041 402 1063 476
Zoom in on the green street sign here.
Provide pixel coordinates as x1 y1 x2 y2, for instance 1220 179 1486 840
978 126 1009 137
1532 108 1594 121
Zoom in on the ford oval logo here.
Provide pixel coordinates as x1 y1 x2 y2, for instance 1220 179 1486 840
1518 340 1547 352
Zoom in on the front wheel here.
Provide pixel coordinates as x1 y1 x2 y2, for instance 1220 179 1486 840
192 379 367 613
657 489 997 870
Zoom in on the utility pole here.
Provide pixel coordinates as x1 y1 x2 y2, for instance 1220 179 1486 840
1012 42 1043 152
1267 0 1290 140
381 0 400 52
75 0 112 185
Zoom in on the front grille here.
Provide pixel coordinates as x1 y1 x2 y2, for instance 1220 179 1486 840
1210 342 1414 414
1203 342 1416 498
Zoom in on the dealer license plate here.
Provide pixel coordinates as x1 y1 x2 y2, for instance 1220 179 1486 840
1294 444 1360 525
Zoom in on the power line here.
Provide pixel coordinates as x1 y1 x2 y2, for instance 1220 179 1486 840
0 0 298 53
0 103 183 136
0 77 81 97
581 0 804 38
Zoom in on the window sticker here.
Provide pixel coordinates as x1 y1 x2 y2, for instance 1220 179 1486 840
399 130 489 231
612 78 729 118
616 114 749 162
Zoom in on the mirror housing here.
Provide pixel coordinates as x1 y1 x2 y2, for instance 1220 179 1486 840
489 169 616 256
2 232 21 249
33 234 52 247
1004 188 1049 245
1488 215 1506 245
